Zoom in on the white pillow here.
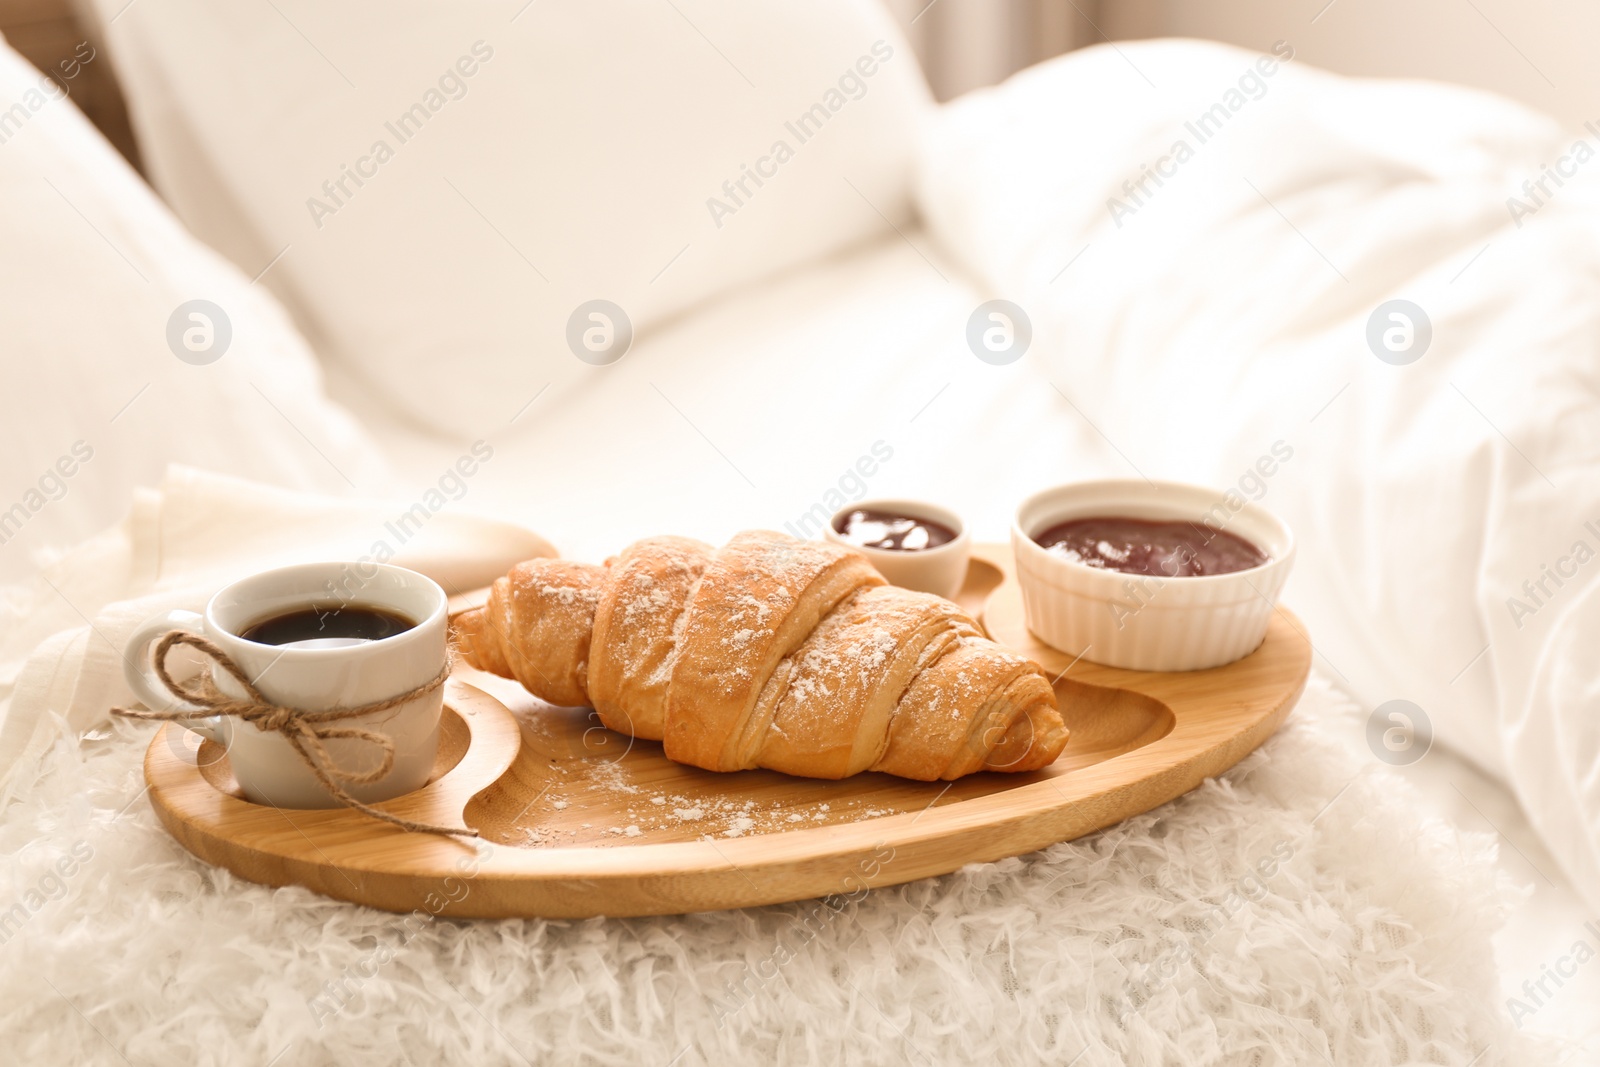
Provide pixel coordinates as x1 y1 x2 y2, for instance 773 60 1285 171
0 35 391 585
82 0 931 436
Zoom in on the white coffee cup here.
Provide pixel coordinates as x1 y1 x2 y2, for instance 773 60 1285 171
123 561 449 809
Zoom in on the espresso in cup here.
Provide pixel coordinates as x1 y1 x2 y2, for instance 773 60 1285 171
238 604 416 646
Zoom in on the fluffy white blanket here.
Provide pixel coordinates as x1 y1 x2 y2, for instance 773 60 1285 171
0 675 1536 1066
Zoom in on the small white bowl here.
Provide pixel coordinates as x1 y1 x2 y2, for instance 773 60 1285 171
1011 480 1295 671
825 499 971 600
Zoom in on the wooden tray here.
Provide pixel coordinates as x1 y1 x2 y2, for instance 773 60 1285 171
144 544 1310 918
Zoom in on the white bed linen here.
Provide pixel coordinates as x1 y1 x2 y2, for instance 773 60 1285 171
0 37 393 585
915 40 1600 917
9 18 1596 1052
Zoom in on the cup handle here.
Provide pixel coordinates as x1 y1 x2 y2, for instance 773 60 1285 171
123 609 224 744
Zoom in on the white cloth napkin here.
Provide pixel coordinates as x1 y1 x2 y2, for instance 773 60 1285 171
0 465 553 791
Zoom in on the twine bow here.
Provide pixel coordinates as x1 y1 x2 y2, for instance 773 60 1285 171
114 630 476 838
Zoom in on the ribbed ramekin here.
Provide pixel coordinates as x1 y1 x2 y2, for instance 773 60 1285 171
1011 480 1295 672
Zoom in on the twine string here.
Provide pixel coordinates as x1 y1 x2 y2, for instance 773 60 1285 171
113 630 477 838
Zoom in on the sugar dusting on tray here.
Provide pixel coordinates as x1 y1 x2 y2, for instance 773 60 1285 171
509 751 908 848
497 658 936 848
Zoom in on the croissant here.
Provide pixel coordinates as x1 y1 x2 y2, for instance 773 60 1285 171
453 531 1067 781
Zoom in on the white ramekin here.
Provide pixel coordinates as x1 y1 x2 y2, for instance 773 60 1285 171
825 499 971 600
1011 480 1295 672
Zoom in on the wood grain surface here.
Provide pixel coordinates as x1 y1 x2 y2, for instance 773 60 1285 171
143 544 1310 918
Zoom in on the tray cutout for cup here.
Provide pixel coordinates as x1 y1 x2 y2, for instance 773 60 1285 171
195 706 473 802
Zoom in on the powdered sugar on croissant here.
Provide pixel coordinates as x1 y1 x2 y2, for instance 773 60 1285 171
454 530 1067 781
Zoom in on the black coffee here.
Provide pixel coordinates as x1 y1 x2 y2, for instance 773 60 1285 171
238 604 416 646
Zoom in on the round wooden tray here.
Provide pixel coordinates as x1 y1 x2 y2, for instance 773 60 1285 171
144 544 1310 918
